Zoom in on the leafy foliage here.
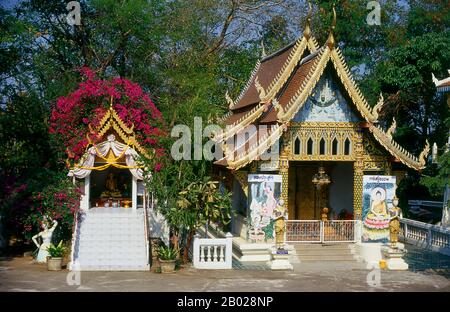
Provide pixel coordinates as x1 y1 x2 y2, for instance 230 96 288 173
46 240 66 258
158 245 178 261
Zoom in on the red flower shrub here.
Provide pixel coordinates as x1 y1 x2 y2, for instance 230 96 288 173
50 67 165 167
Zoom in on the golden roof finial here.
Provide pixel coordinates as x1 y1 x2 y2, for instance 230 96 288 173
327 3 337 49
303 0 313 39
109 95 114 110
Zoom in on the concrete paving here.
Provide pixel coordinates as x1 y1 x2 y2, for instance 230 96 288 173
0 256 449 292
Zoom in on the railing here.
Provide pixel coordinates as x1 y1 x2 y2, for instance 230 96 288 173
286 220 321 243
400 218 450 255
193 233 233 269
286 220 360 243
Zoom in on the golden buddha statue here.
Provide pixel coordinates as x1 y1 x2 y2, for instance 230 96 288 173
389 196 402 247
273 199 287 249
106 173 117 191
102 173 122 198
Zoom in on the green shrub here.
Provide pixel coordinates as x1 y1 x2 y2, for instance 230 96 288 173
158 245 177 260
46 241 66 258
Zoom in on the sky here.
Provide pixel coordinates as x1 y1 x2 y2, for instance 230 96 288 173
0 0 22 10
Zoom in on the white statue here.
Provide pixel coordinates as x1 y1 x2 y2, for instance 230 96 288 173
32 217 58 263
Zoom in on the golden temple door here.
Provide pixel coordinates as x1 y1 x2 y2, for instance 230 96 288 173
288 163 330 220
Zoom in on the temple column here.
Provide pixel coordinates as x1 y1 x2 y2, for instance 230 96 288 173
353 129 364 220
279 157 289 217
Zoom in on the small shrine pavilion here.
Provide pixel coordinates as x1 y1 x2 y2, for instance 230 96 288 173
68 104 149 211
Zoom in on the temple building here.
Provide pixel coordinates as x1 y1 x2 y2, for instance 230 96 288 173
214 6 430 249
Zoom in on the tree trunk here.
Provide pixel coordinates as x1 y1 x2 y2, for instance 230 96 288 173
183 229 196 264
172 231 180 260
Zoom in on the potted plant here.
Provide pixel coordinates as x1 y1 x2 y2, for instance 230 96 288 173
46 241 66 271
158 245 177 273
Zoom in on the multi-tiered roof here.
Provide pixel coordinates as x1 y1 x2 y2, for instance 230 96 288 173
215 5 429 171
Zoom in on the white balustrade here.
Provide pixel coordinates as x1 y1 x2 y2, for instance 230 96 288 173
193 233 233 269
400 218 450 256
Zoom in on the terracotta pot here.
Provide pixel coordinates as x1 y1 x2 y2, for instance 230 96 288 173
47 257 63 271
159 259 176 273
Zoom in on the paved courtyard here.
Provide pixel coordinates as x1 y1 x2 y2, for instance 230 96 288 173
0 256 449 292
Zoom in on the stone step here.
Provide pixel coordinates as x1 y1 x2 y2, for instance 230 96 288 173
298 255 357 261
75 264 150 271
293 244 352 249
72 208 148 271
296 251 353 257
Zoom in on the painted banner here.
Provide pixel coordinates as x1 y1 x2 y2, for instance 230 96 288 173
362 175 397 243
247 174 283 242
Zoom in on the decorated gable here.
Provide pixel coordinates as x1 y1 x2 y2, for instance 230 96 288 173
293 73 360 123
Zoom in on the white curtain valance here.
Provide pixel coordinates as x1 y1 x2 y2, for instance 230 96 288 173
68 134 144 180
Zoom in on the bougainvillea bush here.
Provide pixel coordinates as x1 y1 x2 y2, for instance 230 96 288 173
25 177 83 242
50 67 165 168
1 68 167 244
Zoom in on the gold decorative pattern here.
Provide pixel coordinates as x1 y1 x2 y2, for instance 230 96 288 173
277 47 330 123
279 157 289 208
330 48 376 122
286 122 359 161
386 118 397 138
226 124 286 170
88 106 152 160
260 37 309 102
225 91 235 110
254 76 267 101
233 60 261 107
215 104 266 142
233 171 249 196
363 161 388 172
372 93 384 121
369 124 428 170
353 129 364 220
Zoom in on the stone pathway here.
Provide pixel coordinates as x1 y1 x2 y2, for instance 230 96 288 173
0 256 449 292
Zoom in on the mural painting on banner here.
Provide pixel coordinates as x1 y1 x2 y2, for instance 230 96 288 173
362 175 397 243
247 174 282 242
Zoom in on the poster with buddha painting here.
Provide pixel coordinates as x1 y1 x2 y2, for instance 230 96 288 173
362 175 397 243
247 174 282 242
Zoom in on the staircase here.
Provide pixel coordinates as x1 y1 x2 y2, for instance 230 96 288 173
72 208 149 271
294 244 357 262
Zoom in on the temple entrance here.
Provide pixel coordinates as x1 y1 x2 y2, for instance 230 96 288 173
288 162 354 221
90 167 132 208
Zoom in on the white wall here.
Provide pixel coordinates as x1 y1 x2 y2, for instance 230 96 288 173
328 162 354 218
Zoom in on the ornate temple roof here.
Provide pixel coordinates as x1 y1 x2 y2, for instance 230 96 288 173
215 6 429 171
88 104 152 159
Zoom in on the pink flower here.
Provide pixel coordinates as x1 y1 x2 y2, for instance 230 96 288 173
155 163 162 172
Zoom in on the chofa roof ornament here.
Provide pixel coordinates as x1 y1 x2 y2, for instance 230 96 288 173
303 0 313 40
327 4 337 49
